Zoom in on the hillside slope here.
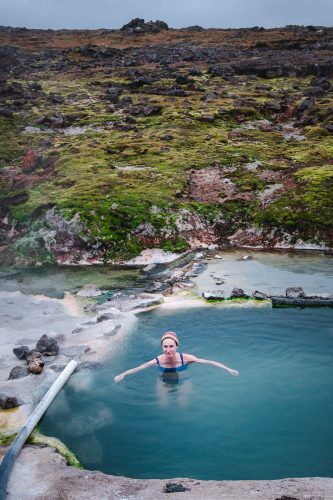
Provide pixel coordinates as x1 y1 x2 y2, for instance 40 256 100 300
0 21 332 264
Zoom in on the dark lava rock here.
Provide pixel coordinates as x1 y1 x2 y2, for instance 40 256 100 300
164 482 190 493
106 86 123 103
231 287 249 298
36 334 59 356
0 106 14 117
285 287 305 298
8 366 29 380
325 123 333 133
0 393 21 410
208 64 235 78
274 496 299 500
160 134 174 141
97 312 120 322
13 345 31 360
143 105 163 116
120 18 169 33
252 290 269 300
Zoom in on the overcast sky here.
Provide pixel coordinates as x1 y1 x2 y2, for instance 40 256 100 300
1 0 332 30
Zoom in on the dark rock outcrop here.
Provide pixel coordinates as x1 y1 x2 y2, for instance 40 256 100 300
0 393 22 409
13 345 31 360
120 18 169 33
8 366 30 380
36 334 59 356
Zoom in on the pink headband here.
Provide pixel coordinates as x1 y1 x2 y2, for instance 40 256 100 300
161 331 179 346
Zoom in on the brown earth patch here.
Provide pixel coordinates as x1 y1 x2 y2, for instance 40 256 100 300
188 166 254 204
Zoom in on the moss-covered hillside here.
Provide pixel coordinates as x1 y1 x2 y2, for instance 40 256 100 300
0 21 332 264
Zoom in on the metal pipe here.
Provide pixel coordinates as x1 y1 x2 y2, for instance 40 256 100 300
0 359 78 500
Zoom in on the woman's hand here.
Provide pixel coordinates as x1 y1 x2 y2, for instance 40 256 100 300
114 373 125 382
228 369 239 376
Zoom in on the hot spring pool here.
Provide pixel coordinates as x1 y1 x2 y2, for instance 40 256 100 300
40 305 333 480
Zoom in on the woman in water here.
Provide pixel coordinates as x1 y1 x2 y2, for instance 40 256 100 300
114 331 239 382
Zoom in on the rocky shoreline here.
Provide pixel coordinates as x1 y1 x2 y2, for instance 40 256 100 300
1 249 333 499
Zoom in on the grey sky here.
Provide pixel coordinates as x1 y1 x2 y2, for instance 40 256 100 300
1 0 332 30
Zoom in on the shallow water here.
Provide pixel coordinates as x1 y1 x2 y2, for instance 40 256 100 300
0 265 143 298
194 249 333 296
40 305 333 480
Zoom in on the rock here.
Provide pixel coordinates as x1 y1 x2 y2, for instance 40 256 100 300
83 303 97 313
285 287 305 298
77 284 102 297
239 255 253 261
8 366 30 380
26 349 42 361
214 254 223 259
13 345 31 360
28 358 45 374
231 288 249 298
0 106 14 118
0 393 21 409
120 18 169 33
143 282 172 294
143 105 163 116
252 290 269 300
97 310 121 322
36 335 59 356
202 291 225 300
272 296 333 307
164 482 190 493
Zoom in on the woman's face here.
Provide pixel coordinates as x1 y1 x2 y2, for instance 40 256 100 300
162 339 178 358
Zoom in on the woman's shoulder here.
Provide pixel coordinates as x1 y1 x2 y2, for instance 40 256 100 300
182 353 197 363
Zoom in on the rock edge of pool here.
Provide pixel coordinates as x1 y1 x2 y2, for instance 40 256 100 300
1 249 333 499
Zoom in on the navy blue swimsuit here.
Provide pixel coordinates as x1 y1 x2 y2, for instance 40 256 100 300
156 352 187 373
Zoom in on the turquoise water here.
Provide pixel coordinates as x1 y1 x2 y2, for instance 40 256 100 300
40 305 333 480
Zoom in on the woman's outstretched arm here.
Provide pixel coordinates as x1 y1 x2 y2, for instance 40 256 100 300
114 359 156 382
184 354 239 376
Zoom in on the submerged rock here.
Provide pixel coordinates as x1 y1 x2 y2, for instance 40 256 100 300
77 284 102 297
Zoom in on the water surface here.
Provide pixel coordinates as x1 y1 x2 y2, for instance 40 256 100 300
41 305 333 480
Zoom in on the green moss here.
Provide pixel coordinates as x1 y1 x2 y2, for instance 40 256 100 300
28 430 82 468
0 432 17 446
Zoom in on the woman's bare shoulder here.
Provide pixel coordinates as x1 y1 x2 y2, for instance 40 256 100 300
182 353 198 363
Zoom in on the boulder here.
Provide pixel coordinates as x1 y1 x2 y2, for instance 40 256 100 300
26 349 42 361
13 345 31 360
36 335 59 356
8 366 29 380
28 358 45 374
164 483 190 493
231 288 249 298
202 291 225 300
0 393 21 410
252 290 269 300
285 287 305 298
